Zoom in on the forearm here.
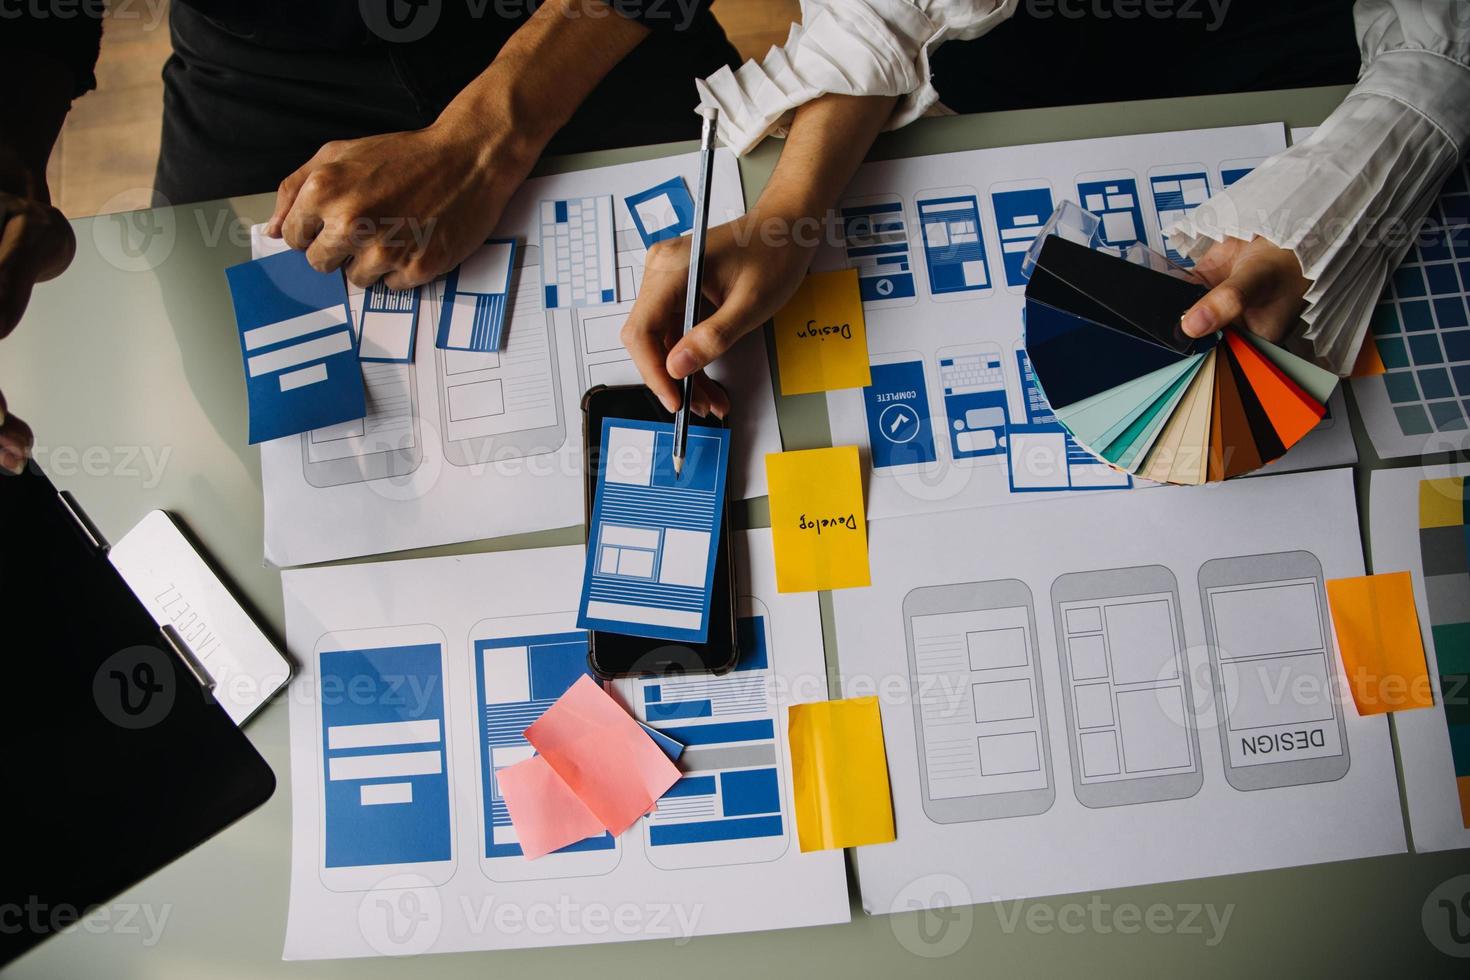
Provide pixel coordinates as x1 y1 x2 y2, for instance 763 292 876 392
0 52 75 200
435 0 652 168
752 93 898 224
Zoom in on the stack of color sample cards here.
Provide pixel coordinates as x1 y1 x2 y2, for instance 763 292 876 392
1025 234 1338 483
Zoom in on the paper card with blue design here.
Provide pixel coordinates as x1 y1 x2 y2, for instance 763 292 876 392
578 418 730 644
540 196 618 309
354 280 421 363
625 177 695 249
435 239 516 352
225 249 365 444
281 536 848 958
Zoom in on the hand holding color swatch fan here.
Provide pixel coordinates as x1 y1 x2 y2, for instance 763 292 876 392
1022 205 1338 484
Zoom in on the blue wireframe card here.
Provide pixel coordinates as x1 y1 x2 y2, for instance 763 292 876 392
357 281 421 363
435 239 516 352
225 249 365 444
577 417 731 644
625 177 695 249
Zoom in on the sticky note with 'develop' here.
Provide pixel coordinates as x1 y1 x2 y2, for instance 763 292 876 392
1325 572 1434 715
772 268 871 395
788 697 895 851
766 446 871 593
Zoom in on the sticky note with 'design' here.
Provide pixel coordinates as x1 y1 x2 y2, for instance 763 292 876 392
1325 571 1434 715
766 446 871 593
788 697 896 852
773 268 871 395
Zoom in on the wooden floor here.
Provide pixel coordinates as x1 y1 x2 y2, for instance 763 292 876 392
47 0 799 217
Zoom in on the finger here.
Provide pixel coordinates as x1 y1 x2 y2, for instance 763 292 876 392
0 411 34 474
1180 265 1269 338
0 213 41 337
267 161 314 239
665 296 760 381
620 255 690 414
304 222 357 274
696 375 730 419
344 245 397 289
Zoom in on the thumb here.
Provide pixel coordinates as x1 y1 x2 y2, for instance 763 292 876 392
1180 263 1269 338
666 297 762 381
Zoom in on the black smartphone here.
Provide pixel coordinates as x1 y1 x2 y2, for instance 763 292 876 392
581 384 739 678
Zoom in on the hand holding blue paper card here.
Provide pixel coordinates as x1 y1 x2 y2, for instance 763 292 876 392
435 239 516 352
225 249 366 444
577 418 730 644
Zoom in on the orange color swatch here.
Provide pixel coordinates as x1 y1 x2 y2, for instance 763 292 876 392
1224 329 1325 448
1325 572 1435 715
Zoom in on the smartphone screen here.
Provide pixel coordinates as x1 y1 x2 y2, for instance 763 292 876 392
582 385 738 677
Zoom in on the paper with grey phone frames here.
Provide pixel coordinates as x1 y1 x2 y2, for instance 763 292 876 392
833 468 1404 915
253 149 784 567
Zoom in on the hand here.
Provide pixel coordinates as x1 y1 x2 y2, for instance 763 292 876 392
266 111 537 290
1180 235 1310 343
621 209 816 416
0 145 75 473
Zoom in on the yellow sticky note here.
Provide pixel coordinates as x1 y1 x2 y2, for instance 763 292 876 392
788 697 895 852
765 446 871 592
772 268 871 395
1325 572 1434 714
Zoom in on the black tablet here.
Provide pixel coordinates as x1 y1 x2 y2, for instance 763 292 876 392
0 466 276 966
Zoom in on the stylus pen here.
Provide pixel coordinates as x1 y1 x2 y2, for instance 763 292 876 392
672 107 719 478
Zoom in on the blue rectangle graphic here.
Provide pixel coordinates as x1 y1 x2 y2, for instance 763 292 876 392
320 642 450 868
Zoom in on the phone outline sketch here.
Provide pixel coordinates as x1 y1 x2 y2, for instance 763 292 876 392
914 185 994 302
1074 169 1147 254
863 348 941 474
314 623 457 892
1146 163 1212 266
469 611 623 883
903 580 1056 823
433 242 567 467
988 178 1056 293
1050 566 1204 808
935 341 1010 465
299 358 423 487
619 595 792 869
1197 551 1351 791
567 226 651 393
838 192 920 309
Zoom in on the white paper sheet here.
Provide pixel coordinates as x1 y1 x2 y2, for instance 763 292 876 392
257 150 782 567
819 124 1289 519
110 509 291 725
831 468 1404 914
281 530 847 959
1368 463 1470 853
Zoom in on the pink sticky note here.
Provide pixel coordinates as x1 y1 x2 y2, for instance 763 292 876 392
525 675 682 835
496 754 605 860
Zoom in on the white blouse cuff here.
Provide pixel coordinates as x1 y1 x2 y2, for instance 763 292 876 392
1165 91 1463 376
696 1 1015 156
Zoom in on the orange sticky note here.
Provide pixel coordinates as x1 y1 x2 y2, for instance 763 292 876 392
524 675 682 834
1325 572 1435 714
772 268 871 395
496 754 606 860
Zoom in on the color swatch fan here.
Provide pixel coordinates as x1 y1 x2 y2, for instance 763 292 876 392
1022 207 1338 483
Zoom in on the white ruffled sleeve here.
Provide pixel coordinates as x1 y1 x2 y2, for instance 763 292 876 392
1166 0 1470 376
695 0 1018 156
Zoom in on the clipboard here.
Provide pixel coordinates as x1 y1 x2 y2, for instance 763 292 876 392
0 466 276 966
